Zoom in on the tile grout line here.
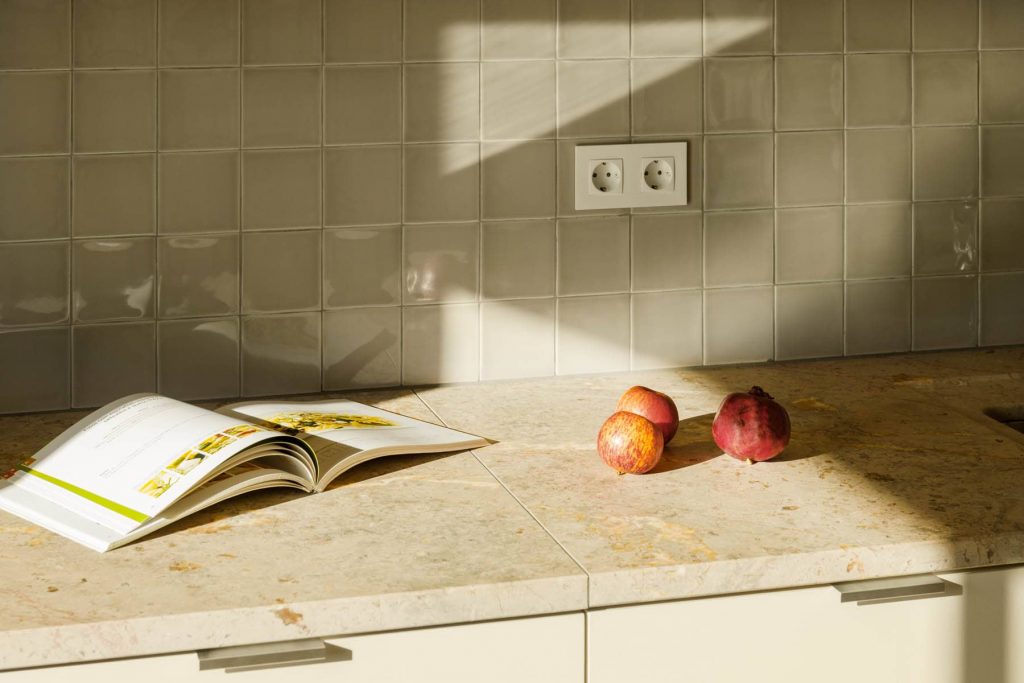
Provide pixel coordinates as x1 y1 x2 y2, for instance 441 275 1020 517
412 387 593 596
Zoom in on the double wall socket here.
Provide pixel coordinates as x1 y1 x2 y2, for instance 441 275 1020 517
574 142 688 210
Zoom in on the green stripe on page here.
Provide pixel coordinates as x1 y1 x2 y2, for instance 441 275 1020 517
16 466 149 524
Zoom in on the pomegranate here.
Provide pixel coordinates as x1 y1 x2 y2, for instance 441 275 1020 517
616 386 680 443
711 386 790 462
597 411 664 474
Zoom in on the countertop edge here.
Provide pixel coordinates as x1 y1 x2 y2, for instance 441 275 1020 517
0 573 588 672
587 533 1024 608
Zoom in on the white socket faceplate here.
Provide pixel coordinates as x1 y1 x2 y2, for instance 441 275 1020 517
574 142 688 210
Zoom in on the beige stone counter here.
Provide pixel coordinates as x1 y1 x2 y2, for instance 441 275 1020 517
2 349 1023 670
0 390 587 671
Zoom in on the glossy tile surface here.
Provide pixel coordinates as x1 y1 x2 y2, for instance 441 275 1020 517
0 242 69 328
631 289 703 369
776 0 842 53
324 227 402 308
914 53 978 126
241 312 321 396
704 57 773 133
73 70 156 153
914 127 979 201
158 318 239 400
0 157 69 241
482 141 556 219
159 69 240 150
324 146 401 226
846 204 912 280
325 66 401 145
703 0 773 55
632 58 702 135
404 144 479 223
846 0 910 51
73 238 155 323
845 278 911 355
481 299 555 380
980 273 1024 345
242 149 321 230
159 0 239 67
405 63 480 143
72 154 155 237
631 213 702 292
242 67 321 148
241 0 320 65
913 275 979 350
556 294 630 374
0 0 70 68
557 216 630 295
914 0 977 50
402 303 479 385
704 210 773 287
242 230 321 313
158 235 239 318
482 0 556 59
323 306 401 389
914 201 979 276
0 72 70 155
74 0 155 67
775 282 844 360
481 220 556 299
846 54 911 128
326 0 401 63
775 55 842 131
0 327 69 413
846 129 912 203
1 0 1022 413
72 322 156 407
703 286 773 364
158 151 239 234
704 134 773 209
775 131 843 207
775 207 843 284
404 223 479 304
981 198 1024 272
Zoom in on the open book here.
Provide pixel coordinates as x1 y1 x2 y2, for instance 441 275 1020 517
0 394 488 552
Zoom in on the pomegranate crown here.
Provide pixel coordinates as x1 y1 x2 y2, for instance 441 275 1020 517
748 386 773 399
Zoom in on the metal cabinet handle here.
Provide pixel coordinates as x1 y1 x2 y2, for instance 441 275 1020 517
197 638 348 671
833 574 951 604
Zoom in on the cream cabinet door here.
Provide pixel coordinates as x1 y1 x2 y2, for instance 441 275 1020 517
588 565 1024 683
3 612 584 683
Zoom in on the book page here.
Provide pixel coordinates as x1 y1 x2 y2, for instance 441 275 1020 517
0 394 284 536
222 399 489 482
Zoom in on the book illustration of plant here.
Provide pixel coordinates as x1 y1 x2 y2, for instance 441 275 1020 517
263 412 401 434
222 424 267 438
196 432 236 455
165 450 206 476
138 469 180 498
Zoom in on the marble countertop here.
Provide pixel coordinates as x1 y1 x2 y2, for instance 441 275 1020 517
2 348 1024 670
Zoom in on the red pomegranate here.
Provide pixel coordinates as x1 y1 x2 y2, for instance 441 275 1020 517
711 386 790 462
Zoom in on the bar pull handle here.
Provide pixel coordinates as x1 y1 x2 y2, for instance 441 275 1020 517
197 638 346 671
833 574 950 604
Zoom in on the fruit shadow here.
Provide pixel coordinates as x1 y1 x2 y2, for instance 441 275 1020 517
650 412 820 473
649 413 722 473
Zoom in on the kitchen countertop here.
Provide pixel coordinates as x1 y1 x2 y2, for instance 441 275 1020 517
2 348 1024 670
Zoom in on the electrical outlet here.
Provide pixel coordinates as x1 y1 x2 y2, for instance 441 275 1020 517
574 142 688 210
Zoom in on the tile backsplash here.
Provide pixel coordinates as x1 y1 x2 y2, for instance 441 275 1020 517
1 0 1023 413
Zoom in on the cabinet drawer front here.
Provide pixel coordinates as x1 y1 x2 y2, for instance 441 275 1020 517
4 612 584 683
588 565 1024 683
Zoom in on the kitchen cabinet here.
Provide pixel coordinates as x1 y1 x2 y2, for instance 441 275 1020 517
587 564 1024 683
1 612 584 683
